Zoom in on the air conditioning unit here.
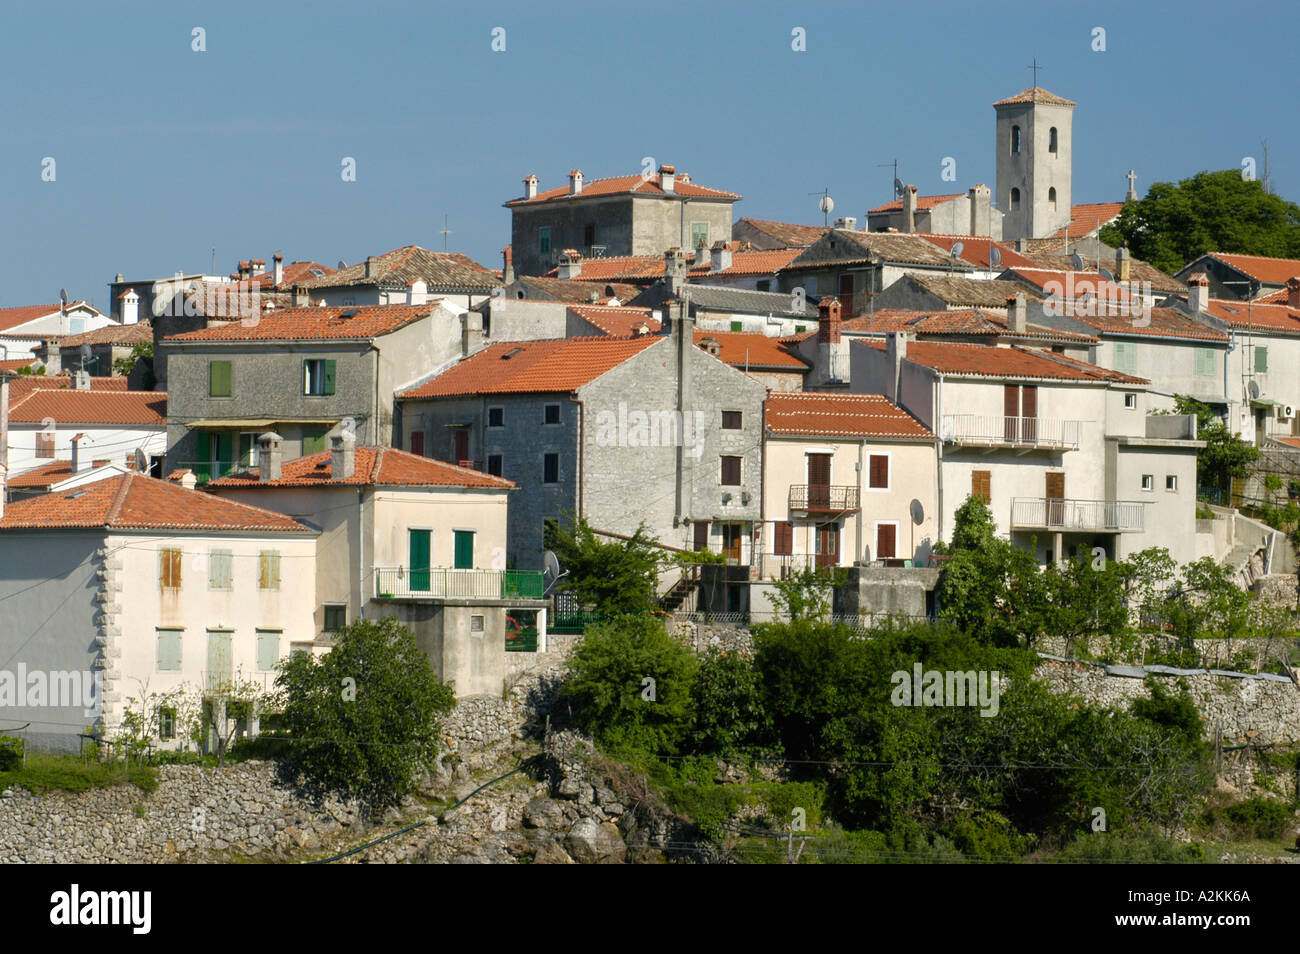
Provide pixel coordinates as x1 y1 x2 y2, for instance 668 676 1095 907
1277 405 1295 422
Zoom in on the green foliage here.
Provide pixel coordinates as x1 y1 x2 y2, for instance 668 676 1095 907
0 735 24 771
560 614 698 755
1043 551 1128 648
1201 796 1295 840
13 365 45 376
1171 395 1259 493
276 616 455 821
544 515 662 615
1099 170 1300 274
1164 556 1252 643
113 340 153 379
945 811 1036 861
0 751 156 794
1054 828 1206 863
766 566 845 622
1130 679 1207 755
691 648 772 757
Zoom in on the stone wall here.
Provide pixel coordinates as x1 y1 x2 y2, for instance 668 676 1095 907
1034 633 1300 671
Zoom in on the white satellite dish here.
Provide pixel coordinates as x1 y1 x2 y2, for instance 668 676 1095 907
950 241 965 260
1249 380 1262 400
819 195 835 216
133 447 149 472
910 499 925 525
988 246 1002 268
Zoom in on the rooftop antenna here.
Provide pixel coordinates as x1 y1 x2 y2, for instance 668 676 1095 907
810 188 834 226
439 214 453 252
1261 138 1272 195
211 247 216 274
877 159 901 207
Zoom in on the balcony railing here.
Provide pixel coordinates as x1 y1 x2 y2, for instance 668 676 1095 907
1010 498 1145 532
373 566 544 600
755 552 827 579
941 415 1082 450
789 485 860 512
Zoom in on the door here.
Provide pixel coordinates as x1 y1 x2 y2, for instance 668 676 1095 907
1021 385 1038 443
410 430 425 457
815 522 839 569
1003 385 1019 442
408 529 431 592
838 273 855 317
722 524 743 564
1046 472 1065 526
807 453 831 510
453 429 470 466
876 523 897 560
206 631 232 693
693 520 710 552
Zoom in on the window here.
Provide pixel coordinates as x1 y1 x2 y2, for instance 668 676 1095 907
1049 126 1058 154
543 453 559 484
158 707 176 740
487 406 504 428
160 547 182 590
1010 125 1021 154
1048 187 1057 210
470 615 484 635
256 631 281 671
69 317 85 334
795 325 807 333
1141 474 1153 491
258 550 281 590
691 222 709 250
301 428 329 455
156 629 182 671
539 226 551 257
303 359 336 396
773 521 793 556
543 404 561 425
693 520 710 552
1166 475 1178 492
730 320 743 332
720 455 742 486
323 604 346 633
1255 345 1268 373
1010 188 1021 211
209 360 232 397
454 530 474 570
1124 393 1137 409
868 454 889 490
583 224 595 249
1113 340 1137 374
208 549 233 590
756 280 771 292
487 454 503 477
1194 347 1216 377
972 470 991 504
36 431 55 459
722 410 742 429
409 430 425 457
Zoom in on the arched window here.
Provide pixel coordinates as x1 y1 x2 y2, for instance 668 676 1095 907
1011 125 1021 154
1049 126 1058 154
1010 188 1021 211
1048 187 1057 210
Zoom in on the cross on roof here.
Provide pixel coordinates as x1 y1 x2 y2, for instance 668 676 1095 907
1028 57 1043 87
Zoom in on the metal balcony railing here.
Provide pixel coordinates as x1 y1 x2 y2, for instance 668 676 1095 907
788 485 860 512
373 566 544 600
941 415 1083 450
1010 498 1146 532
755 552 826 579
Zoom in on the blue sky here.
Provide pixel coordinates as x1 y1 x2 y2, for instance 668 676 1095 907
0 0 1294 310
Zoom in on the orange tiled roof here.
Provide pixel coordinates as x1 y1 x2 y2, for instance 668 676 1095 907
734 218 830 248
8 389 167 426
544 249 799 282
0 302 94 333
297 246 498 291
854 338 1147 384
509 275 643 302
0 358 39 373
993 87 1076 107
59 320 153 348
399 337 659 398
208 446 514 489
765 392 932 440
694 330 809 371
913 234 1039 271
1274 437 1300 450
845 308 1097 344
0 473 313 533
5 459 127 488
1052 202 1125 239
703 248 804 276
1198 252 1300 286
1201 297 1300 333
506 172 740 206
1051 305 1228 342
868 193 965 214
1001 267 1134 301
162 304 435 342
567 305 661 337
5 375 129 401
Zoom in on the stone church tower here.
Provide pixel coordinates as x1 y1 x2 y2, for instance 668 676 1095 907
994 86 1075 240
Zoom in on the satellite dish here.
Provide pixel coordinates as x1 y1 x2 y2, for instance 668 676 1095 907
1070 253 1084 271
80 343 92 363
1249 380 1262 400
950 241 965 260
1099 268 1114 282
893 178 905 197
134 447 149 472
542 549 568 595
818 195 835 215
337 260 347 269
910 499 925 525
988 246 1001 268
60 288 68 308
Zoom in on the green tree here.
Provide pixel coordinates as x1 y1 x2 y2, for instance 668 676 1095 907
766 565 845 621
113 340 153 380
544 514 662 615
1099 170 1300 274
1164 557 1251 644
691 648 773 757
1169 395 1258 495
276 616 455 821
1042 551 1128 653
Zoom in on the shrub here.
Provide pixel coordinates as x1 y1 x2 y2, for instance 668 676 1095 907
1204 796 1295 840
690 649 772 757
0 735 23 771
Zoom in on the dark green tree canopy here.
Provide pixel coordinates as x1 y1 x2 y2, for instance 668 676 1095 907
544 514 662 615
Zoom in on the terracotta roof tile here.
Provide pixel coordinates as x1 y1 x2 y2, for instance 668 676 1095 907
5 375 129 401
0 302 95 333
905 274 1043 308
297 246 498 292
846 308 1097 344
1052 202 1125 239
784 230 967 269
0 358 39 373
1000 267 1134 302
567 305 661 337
993 87 1076 107
1196 252 1300 286
1202 297 1300 333
163 304 434 342
854 338 1147 384
506 172 739 206
59 320 153 348
733 218 830 248
0 473 313 533
693 331 809 371
208 446 514 489
765 392 933 440
1050 304 1228 341
913 234 1040 271
508 275 643 302
868 193 966 214
7 389 167 426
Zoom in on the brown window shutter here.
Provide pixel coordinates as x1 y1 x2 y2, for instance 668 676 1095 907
869 454 888 489
876 523 896 559
972 470 991 504
693 520 710 551
773 521 793 555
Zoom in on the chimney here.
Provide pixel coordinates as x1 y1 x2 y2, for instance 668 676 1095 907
557 250 583 280
694 244 711 270
407 279 428 306
522 174 538 200
73 370 91 390
968 184 991 237
364 256 378 280
502 246 515 284
664 248 686 297
1015 238 1027 253
1186 273 1210 314
818 296 842 343
179 470 197 490
711 240 732 272
293 284 309 308
1287 276 1300 310
120 289 140 325
885 332 908 403
568 169 584 195
902 185 917 233
833 216 857 231
461 310 484 357
1115 247 1131 283
330 430 356 481
71 433 90 474
237 260 250 280
257 432 283 482
250 258 266 276
659 164 676 194
1007 293 1027 333
273 253 284 286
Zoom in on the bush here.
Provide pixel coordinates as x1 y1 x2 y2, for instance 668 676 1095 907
690 649 772 757
1203 796 1295 840
1054 828 1206 863
0 735 23 771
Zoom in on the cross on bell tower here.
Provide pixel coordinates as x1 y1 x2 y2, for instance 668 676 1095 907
1125 169 1138 202
1028 57 1042 89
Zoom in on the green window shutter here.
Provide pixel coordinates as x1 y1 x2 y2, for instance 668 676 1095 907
196 431 211 482
323 359 336 395
1114 341 1135 374
210 361 231 397
454 530 474 570
257 632 280 671
157 630 182 671
730 320 743 332
1255 345 1268 373
1195 347 1214 377
209 549 233 589
409 529 432 591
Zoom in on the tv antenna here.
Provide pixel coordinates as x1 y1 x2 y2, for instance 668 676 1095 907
810 188 834 225
439 214 453 252
877 159 901 205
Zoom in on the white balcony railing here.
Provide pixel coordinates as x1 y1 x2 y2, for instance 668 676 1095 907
1010 498 1145 532
941 414 1083 450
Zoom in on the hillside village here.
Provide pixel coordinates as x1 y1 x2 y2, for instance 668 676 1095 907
3 81 1300 866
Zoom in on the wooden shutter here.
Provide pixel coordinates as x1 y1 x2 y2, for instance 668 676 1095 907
1003 385 1019 441
410 431 425 457
259 550 281 590
160 547 182 589
694 520 710 551
323 359 337 394
257 632 280 671
156 630 182 671
210 361 231 397
36 432 55 459
868 454 888 489
722 456 742 486
454 530 474 570
454 430 470 464
1020 385 1037 442
876 523 897 559
773 521 793 556
972 470 991 504
209 549 233 589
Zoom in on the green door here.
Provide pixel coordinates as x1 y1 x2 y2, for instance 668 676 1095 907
409 529 431 591
207 631 232 692
453 531 474 570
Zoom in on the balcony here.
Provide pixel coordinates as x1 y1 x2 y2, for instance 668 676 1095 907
175 459 249 483
941 415 1082 452
372 566 544 600
755 552 825 579
1010 498 1145 532
789 485 860 513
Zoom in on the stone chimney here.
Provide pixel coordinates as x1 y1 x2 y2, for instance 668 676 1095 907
902 185 917 233
364 256 378 280
816 296 847 385
331 430 356 480
1287 276 1300 309
407 279 428 306
557 250 583 280
179 470 197 490
120 289 140 325
462 310 484 357
568 169 584 196
1186 273 1210 314
818 296 842 344
293 284 309 308
71 433 89 474
502 246 515 284
1116 247 1131 283
73 370 91 390
885 332 909 403
523 174 538 200
694 244 711 270
664 248 686 297
257 432 283 482
968 184 991 237
1007 293 1027 333
711 241 732 272
273 253 284 286
250 258 266 276
659 164 676 194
